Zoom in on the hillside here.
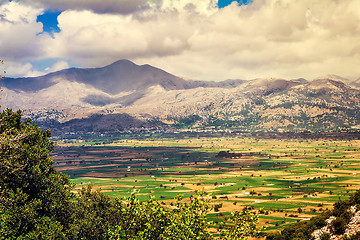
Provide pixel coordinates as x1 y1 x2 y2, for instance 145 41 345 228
1 60 360 132
267 190 360 240
40 113 167 134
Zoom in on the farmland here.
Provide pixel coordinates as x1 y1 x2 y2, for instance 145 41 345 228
51 135 360 235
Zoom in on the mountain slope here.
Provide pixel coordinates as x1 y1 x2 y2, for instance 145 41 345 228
2 60 360 132
1 59 247 109
2 59 191 94
114 77 360 131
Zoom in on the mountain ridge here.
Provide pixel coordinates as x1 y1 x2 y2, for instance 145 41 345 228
2 59 360 132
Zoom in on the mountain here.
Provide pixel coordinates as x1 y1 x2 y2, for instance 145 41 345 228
316 74 350 83
1 60 248 109
350 77 360 89
2 59 190 94
1 60 360 133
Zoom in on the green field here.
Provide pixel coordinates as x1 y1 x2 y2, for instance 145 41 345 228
51 136 360 235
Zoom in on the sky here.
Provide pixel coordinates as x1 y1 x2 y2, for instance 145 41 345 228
1 0 360 81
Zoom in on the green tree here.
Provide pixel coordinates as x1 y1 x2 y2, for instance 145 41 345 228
162 192 212 239
69 185 122 240
0 109 74 239
220 209 259 240
108 191 259 240
108 191 213 240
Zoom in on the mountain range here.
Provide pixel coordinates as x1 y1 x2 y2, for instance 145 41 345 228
1 59 360 133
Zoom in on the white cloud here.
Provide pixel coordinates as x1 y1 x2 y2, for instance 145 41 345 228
45 7 200 66
1 61 34 77
0 2 50 61
44 60 69 73
134 0 360 80
24 60 70 77
0 60 70 77
2 0 360 80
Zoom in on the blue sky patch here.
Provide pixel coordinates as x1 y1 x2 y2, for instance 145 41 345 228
218 0 253 8
36 9 62 37
29 58 74 76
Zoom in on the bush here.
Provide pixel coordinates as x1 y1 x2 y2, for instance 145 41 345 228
320 233 331 240
332 218 346 235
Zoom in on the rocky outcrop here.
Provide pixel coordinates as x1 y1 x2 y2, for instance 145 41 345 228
312 206 360 240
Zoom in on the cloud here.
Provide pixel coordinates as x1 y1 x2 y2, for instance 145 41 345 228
24 60 70 77
1 61 34 77
44 60 69 73
148 0 360 80
44 3 210 66
0 2 50 61
2 0 360 81
0 60 70 77
9 0 151 14
11 0 220 15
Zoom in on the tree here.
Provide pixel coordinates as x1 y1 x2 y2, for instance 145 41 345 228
107 191 213 240
69 185 123 240
298 207 303 214
0 109 74 239
220 210 259 240
107 191 260 240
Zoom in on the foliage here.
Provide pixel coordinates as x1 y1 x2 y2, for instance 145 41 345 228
107 191 212 240
0 108 74 239
108 191 259 240
219 209 259 240
69 185 123 240
174 115 202 129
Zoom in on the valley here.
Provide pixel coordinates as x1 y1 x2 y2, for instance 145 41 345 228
51 134 360 236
